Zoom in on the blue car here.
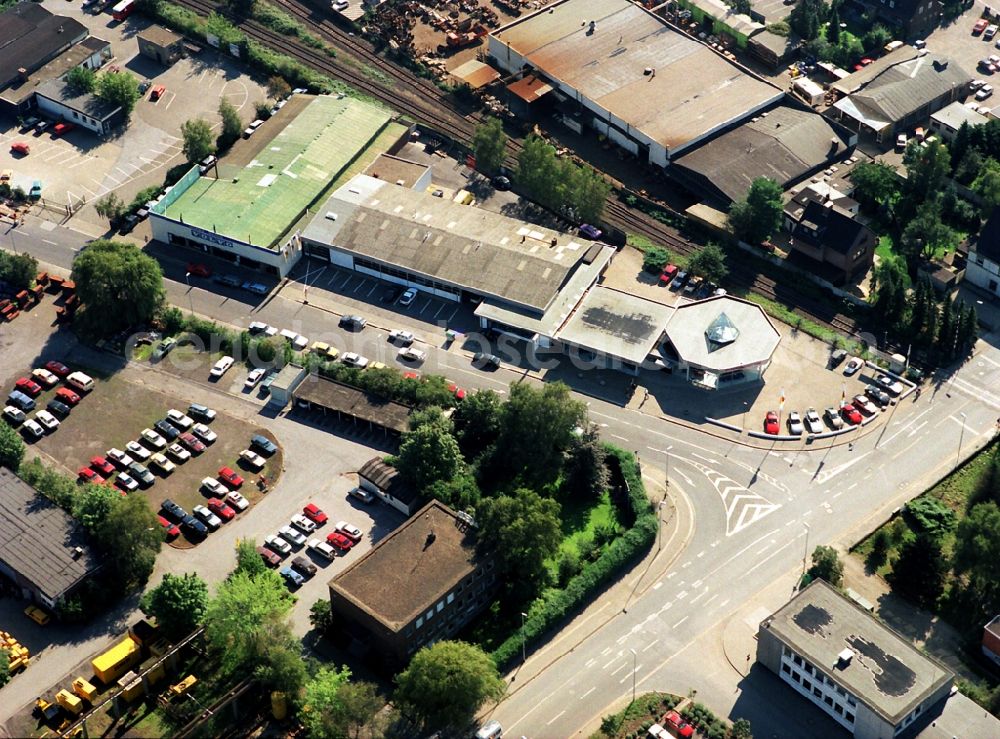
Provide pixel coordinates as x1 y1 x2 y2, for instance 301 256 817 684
250 434 277 455
7 390 35 411
578 223 603 240
280 566 304 587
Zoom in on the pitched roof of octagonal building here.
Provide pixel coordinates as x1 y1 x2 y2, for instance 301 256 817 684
665 295 780 371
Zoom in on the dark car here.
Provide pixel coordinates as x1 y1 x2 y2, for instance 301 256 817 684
492 175 511 191
128 462 155 487
339 314 367 330
181 515 208 538
44 360 70 377
179 432 206 453
188 403 216 422
152 337 177 360
250 434 277 455
213 274 242 288
161 499 187 522
670 270 689 290
472 352 501 369
578 223 602 240
828 349 847 368
380 286 402 304
154 419 181 441
867 388 892 407
258 546 281 567
291 555 317 577
46 399 71 417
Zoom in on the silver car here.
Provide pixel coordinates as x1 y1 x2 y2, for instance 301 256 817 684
279 525 307 548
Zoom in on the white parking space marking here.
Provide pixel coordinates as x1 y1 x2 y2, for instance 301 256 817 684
164 90 178 110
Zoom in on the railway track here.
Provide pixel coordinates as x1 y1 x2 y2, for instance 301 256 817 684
163 0 860 336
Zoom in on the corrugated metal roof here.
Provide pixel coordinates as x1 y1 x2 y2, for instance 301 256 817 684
0 468 101 602
490 0 781 151
293 374 411 433
450 59 501 90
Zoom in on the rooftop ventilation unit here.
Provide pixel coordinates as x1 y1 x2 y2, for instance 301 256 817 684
836 649 853 668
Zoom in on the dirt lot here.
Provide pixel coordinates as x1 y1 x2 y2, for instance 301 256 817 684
11 364 282 546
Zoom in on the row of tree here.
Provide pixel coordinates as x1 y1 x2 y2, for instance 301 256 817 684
728 176 783 245
515 133 610 224
870 267 978 361
141 544 506 736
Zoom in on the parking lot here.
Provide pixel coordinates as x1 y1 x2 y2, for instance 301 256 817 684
0 2 268 227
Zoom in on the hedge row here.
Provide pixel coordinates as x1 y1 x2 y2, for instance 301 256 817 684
491 445 656 667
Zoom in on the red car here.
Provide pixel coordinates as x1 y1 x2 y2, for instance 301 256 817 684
179 432 206 453
218 466 244 488
659 264 679 285
840 404 863 425
56 387 80 406
158 515 180 539
15 377 42 397
303 502 328 525
10 141 29 155
52 122 75 136
186 262 211 277
258 546 282 567
326 531 354 551
663 710 695 739
448 382 466 401
45 360 70 377
764 411 779 435
90 455 115 476
403 371 420 381
207 497 235 521
78 467 105 484
975 18 989 34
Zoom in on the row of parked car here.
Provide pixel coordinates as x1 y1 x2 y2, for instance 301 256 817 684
157 432 276 540
763 373 905 435
256 501 365 588
4 362 93 440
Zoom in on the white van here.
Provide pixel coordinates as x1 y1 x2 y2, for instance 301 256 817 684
475 721 502 739
65 371 94 393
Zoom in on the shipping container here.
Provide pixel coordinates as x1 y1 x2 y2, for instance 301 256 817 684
91 636 140 684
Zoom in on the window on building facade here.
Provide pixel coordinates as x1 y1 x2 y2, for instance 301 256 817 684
782 663 791 674
792 671 801 682
416 617 423 629
824 695 834 707
834 704 844 715
793 654 803 666
802 679 812 691
845 712 855 724
437 601 444 613
813 687 822 698
426 608 434 621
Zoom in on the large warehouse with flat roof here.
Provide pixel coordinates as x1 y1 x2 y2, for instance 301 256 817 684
150 94 400 277
487 0 783 165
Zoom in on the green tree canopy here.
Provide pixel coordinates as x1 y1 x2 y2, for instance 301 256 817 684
972 157 1000 215
234 537 269 578
515 135 609 224
452 389 503 459
253 618 308 699
952 502 1000 618
93 192 125 224
96 70 140 117
849 161 899 210
0 648 9 689
267 75 291 99
478 488 562 600
396 422 463 494
0 251 39 292
687 242 729 284
180 118 216 164
472 118 508 175
563 428 609 499
900 200 955 264
870 258 908 330
95 493 163 590
490 381 587 488
899 141 951 223
72 240 166 335
808 545 843 587
302 668 383 739
394 641 505 731
203 569 294 674
71 483 118 532
218 98 243 149
789 0 827 40
728 177 782 244
0 418 25 470
140 572 209 639
891 532 947 607
65 66 96 94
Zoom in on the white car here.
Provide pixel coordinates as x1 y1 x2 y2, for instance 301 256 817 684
209 356 234 378
290 514 317 534
202 477 227 496
803 408 823 434
279 329 309 351
245 368 267 388
192 423 217 443
140 428 167 449
239 449 266 469
265 534 292 556
853 394 880 416
332 0 349 11
843 357 863 376
31 368 59 387
126 440 151 461
341 352 369 369
397 347 427 363
167 443 191 463
399 287 417 306
389 329 416 345
21 419 44 439
3 405 25 424
786 411 803 436
226 490 250 511
150 453 176 474
977 84 994 101
166 409 194 429
307 537 336 560
335 520 363 542
116 472 139 492
35 410 60 432
107 448 134 468
193 505 222 531
876 374 904 395
278 525 307 548
248 321 278 336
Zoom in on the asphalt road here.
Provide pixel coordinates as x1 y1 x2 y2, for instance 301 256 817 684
5 219 1000 737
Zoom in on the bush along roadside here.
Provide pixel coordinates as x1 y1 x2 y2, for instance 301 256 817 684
491 445 656 667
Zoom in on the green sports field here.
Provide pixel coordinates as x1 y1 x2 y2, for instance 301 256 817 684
163 96 392 248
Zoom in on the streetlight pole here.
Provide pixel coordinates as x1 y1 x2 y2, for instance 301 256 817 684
742 401 749 432
184 272 194 315
657 499 666 552
629 648 637 706
957 412 967 466
802 522 810 574
521 611 527 664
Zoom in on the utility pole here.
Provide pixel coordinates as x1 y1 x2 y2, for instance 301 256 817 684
802 522 811 574
521 611 527 664
957 412 967 466
629 648 637 706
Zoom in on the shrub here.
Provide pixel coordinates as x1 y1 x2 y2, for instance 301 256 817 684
642 247 670 273
905 497 957 538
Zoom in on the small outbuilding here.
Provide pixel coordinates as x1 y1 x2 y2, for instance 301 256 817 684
357 457 420 516
137 25 184 66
